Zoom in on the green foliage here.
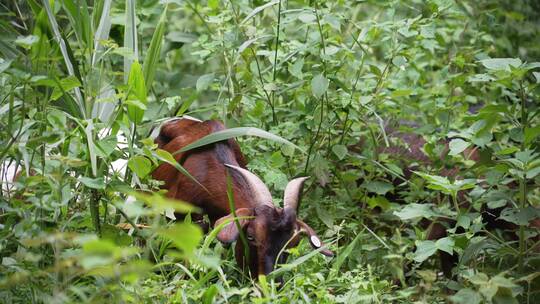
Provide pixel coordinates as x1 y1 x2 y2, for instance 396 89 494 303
1 0 539 303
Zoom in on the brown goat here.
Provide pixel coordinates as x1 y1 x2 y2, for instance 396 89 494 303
152 117 333 277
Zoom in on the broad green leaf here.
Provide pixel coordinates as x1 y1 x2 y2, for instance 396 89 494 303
331 144 348 160
289 58 304 79
461 237 489 265
524 125 540 145
392 56 407 68
413 240 437 263
456 215 472 229
126 61 147 124
499 207 538 226
128 191 196 214
0 58 11 73
435 237 454 255
414 171 450 186
491 288 518 304
398 26 418 38
166 31 197 43
157 223 203 255
51 76 82 100
196 73 215 92
479 58 522 71
391 89 412 98
202 284 219 304
414 171 459 195
526 165 540 179
468 73 495 82
361 180 393 195
323 14 341 30
298 12 316 23
448 138 471 156
80 176 105 189
2 257 17 266
125 99 147 111
179 127 303 153
366 196 390 210
311 74 329 99
394 203 439 220
449 288 482 304
127 155 152 179
101 224 132 246
208 0 219 9
533 71 540 83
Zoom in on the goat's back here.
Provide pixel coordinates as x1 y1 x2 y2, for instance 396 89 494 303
152 118 249 220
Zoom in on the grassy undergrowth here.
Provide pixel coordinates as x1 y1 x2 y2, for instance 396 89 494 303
1 0 540 303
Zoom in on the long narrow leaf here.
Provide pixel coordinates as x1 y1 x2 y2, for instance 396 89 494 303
179 127 304 153
226 172 249 264
92 0 113 66
142 5 168 91
268 243 333 278
84 119 97 177
124 0 138 81
42 0 85 117
153 149 209 193
240 0 279 25
62 0 92 49
329 232 362 280
91 0 117 122
201 215 254 252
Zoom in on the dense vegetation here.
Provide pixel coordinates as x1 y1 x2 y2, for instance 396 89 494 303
1 0 540 303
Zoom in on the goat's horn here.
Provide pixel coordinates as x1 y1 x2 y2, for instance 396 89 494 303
283 177 309 211
224 164 273 206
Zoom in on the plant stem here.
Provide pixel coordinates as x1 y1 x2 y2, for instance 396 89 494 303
269 0 282 125
518 80 528 272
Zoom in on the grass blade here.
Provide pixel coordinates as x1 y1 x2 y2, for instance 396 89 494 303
226 172 250 265
91 0 116 121
62 0 92 49
84 119 97 177
178 127 304 154
124 0 138 81
268 243 333 279
142 5 168 91
92 0 113 66
241 0 279 25
153 149 209 193
42 0 85 117
329 232 362 280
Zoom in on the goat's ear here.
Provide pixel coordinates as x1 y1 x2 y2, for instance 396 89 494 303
296 219 334 257
215 208 253 244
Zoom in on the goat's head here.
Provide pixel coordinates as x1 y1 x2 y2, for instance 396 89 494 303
215 164 333 277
